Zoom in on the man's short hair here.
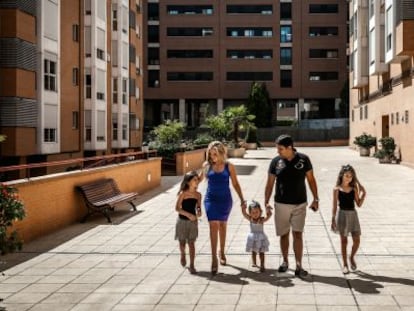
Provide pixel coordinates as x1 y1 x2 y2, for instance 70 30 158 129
276 134 294 147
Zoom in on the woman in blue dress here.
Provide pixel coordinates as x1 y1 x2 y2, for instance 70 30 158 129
199 141 246 274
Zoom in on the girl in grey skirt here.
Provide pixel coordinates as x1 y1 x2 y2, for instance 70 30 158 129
175 171 202 274
331 164 366 274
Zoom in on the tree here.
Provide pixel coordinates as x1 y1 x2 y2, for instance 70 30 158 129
246 82 272 127
221 105 255 145
204 115 229 141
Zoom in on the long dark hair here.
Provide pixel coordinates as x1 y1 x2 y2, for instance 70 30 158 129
178 170 198 195
336 164 361 189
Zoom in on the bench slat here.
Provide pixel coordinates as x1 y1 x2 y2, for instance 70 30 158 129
76 178 139 223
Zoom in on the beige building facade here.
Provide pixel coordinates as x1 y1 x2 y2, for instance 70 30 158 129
349 0 414 166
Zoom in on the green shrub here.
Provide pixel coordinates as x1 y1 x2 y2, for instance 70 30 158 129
353 133 377 148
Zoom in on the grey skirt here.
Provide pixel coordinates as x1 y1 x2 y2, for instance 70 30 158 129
336 209 361 236
175 218 198 242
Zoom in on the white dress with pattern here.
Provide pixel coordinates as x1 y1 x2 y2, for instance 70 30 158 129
245 222 270 253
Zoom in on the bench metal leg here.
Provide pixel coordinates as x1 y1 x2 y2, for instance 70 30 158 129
128 201 138 211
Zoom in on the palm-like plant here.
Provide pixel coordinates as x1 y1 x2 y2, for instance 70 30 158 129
221 105 255 146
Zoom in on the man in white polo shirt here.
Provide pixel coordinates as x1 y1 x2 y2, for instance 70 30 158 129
264 134 319 278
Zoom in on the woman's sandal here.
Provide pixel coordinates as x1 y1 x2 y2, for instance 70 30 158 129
189 266 197 274
219 254 227 266
180 255 186 267
350 257 357 271
211 258 218 275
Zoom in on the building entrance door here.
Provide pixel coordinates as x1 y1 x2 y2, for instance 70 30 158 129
382 115 389 137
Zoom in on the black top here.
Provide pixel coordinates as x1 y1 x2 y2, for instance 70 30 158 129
338 189 355 210
268 152 313 204
179 198 198 220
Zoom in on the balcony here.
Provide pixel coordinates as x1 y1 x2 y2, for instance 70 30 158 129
395 20 414 56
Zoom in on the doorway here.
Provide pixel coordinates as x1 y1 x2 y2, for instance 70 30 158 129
382 115 389 137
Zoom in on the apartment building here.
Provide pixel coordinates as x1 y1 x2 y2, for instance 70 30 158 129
0 0 144 178
349 0 414 165
142 1 348 129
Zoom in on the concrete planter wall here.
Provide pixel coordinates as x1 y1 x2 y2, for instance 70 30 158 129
162 148 206 176
9 158 162 242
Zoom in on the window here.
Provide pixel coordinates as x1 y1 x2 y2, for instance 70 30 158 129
405 110 409 124
280 3 292 19
309 72 338 81
364 105 368 119
148 25 159 42
396 112 399 124
96 70 105 100
309 27 338 36
122 5 128 33
227 50 272 59
129 44 136 63
44 59 57 91
129 79 136 96
85 0 91 15
369 0 375 18
130 113 139 130
122 42 128 69
85 26 91 57
168 50 213 58
44 128 56 142
113 78 118 104
122 113 128 140
167 72 213 81
44 0 58 40
168 27 213 36
369 29 375 65
97 28 105 60
309 4 338 14
280 26 292 42
112 40 118 66
97 110 106 141
129 10 136 28
309 49 338 58
122 78 127 104
148 3 159 21
112 113 118 140
280 70 292 87
72 111 79 129
85 110 91 141
72 24 79 41
112 6 118 31
226 5 272 14
97 0 106 21
167 5 213 15
280 48 292 65
226 72 272 81
227 27 272 37
72 68 79 86
85 73 91 99
386 7 392 52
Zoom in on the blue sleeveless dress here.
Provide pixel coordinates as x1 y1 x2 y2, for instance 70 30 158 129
204 163 233 221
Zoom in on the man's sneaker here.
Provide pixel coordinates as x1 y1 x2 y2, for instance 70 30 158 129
294 267 308 278
278 262 289 273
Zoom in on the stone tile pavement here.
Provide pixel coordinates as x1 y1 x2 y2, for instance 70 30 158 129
1 147 413 310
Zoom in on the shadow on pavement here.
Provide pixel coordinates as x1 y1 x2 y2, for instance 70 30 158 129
355 271 414 287
1 176 183 272
193 264 294 288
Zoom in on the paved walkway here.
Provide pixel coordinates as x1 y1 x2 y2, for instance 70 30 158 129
1 147 413 311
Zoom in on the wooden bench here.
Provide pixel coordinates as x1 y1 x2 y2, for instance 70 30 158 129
76 178 138 223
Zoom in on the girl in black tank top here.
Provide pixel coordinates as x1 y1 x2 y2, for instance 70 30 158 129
331 165 366 274
175 171 202 274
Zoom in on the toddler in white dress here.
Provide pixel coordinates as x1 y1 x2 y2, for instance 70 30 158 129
242 200 272 272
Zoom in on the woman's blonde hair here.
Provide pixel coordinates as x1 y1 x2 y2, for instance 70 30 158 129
203 141 227 178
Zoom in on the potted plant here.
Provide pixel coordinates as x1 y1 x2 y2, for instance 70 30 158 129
353 133 377 156
244 125 258 150
374 136 396 163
